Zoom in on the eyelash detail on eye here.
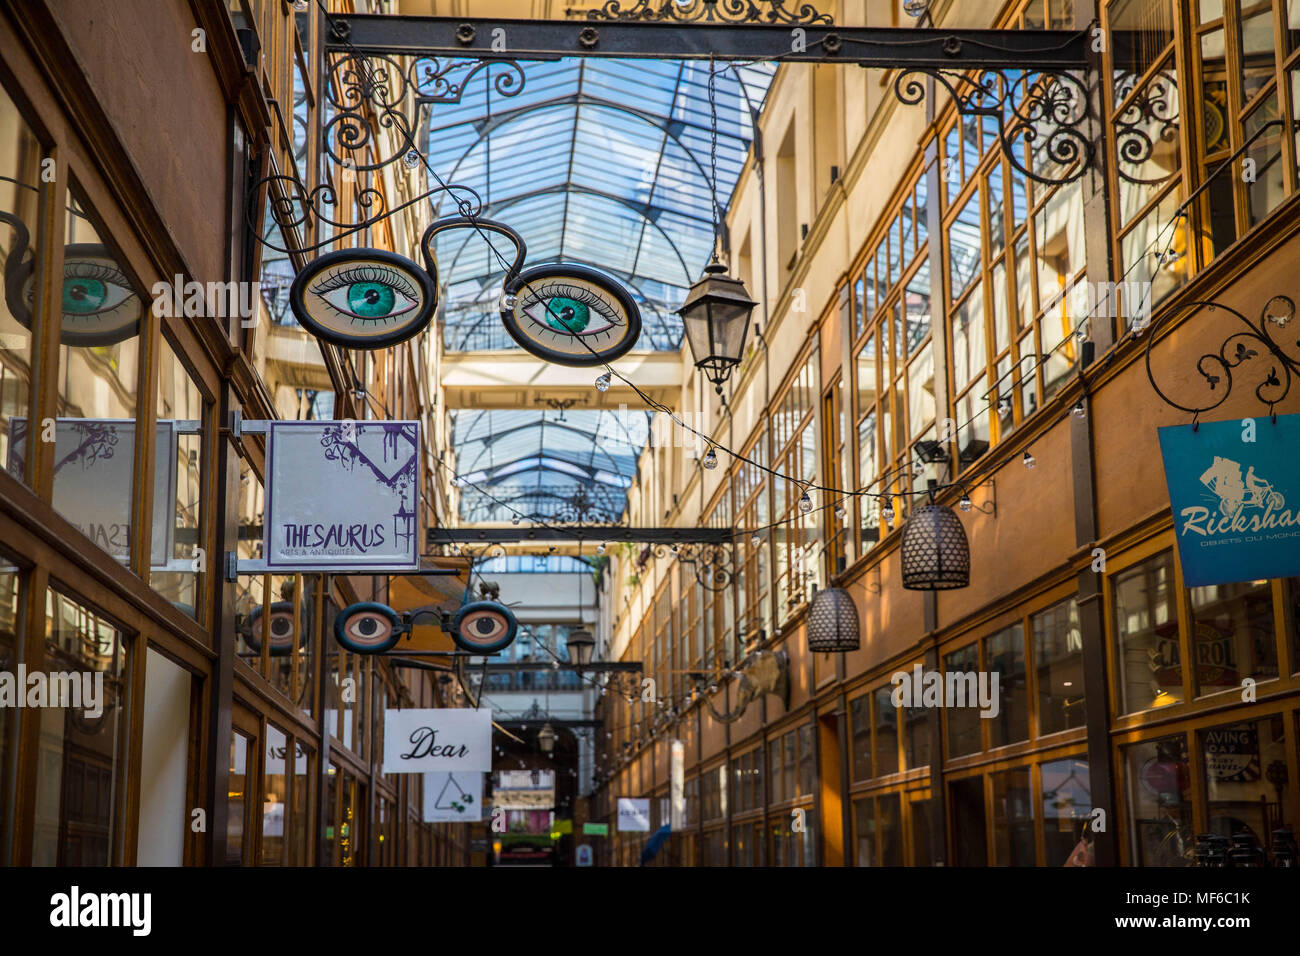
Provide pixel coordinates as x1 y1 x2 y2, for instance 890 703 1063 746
65 261 132 288
519 280 625 327
310 265 418 300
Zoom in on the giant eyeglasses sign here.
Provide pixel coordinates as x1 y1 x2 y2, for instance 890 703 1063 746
284 215 643 364
1157 413 1300 587
261 420 421 572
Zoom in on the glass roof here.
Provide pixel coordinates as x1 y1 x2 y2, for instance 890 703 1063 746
430 57 773 525
450 408 651 524
425 57 775 352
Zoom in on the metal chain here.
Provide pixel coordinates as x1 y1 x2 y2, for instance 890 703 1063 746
708 54 720 257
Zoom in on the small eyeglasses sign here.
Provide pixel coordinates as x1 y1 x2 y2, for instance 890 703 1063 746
1157 413 1300 587
383 708 492 774
264 420 420 572
617 797 651 832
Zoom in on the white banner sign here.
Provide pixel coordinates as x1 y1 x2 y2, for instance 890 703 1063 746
423 772 484 822
617 797 651 833
265 420 420 571
382 708 492 774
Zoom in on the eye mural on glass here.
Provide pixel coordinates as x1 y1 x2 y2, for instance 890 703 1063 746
2 232 143 347
500 263 643 367
289 248 436 349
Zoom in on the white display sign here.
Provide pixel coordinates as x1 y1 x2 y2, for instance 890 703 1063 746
264 420 420 571
8 418 178 566
423 772 484 822
382 708 493 774
670 739 685 831
617 797 651 833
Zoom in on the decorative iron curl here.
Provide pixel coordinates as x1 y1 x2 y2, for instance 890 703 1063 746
1113 71 1179 186
585 0 832 24
412 56 527 105
248 173 485 255
1144 295 1300 418
661 542 734 592
323 53 419 174
893 67 1092 186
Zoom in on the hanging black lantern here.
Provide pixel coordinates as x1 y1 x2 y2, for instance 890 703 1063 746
677 258 757 393
806 587 860 653
900 503 971 590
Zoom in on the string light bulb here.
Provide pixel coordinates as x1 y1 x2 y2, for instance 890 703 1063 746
751 532 761 546
798 490 813 514
959 493 972 512
403 149 420 169
702 446 718 470
834 503 846 520
595 371 611 392
511 515 521 526
597 542 607 554
882 497 895 524
1023 450 1036 469
1072 399 1086 419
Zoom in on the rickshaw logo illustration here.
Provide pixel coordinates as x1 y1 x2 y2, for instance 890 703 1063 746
1199 456 1285 517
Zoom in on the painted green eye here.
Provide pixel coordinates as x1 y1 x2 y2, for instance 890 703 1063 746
64 277 106 313
61 261 133 317
346 282 396 317
316 269 416 322
504 265 642 367
290 249 437 349
540 296 590 333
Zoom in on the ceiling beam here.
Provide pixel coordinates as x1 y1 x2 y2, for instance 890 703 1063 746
328 15 1090 68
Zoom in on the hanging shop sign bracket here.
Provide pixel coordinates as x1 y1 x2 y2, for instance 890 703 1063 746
428 527 733 546
326 14 1091 68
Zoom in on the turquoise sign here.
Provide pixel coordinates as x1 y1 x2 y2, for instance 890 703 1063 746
1158 414 1300 587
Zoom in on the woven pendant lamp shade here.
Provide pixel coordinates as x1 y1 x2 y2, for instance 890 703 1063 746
806 587 860 653
900 503 971 590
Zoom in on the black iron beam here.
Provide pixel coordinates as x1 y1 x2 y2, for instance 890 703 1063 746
477 661 642 672
428 526 734 545
328 14 1089 68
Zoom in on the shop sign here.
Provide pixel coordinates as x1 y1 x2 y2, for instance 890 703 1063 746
7 418 180 567
422 771 483 822
382 708 492 774
617 798 650 832
264 420 420 572
1203 727 1260 782
232 736 310 776
583 822 608 836
1158 414 1300 586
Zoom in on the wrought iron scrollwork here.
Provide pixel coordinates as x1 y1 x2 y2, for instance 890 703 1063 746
1113 70 1179 186
894 67 1092 186
323 52 526 178
1144 295 1299 417
550 485 622 526
324 53 419 174
657 541 734 591
584 0 832 24
249 172 484 255
412 56 527 105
